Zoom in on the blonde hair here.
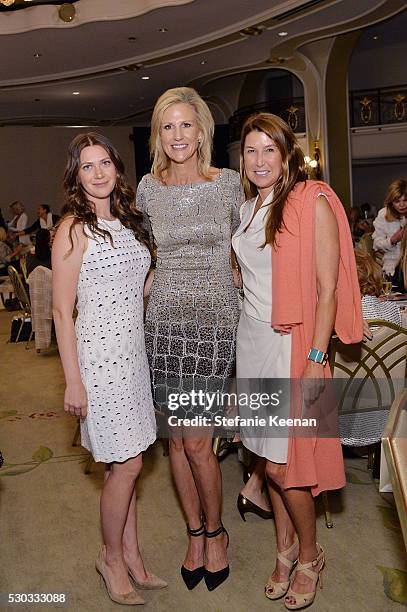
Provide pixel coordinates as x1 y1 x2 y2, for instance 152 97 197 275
0 227 6 242
355 251 383 297
384 179 407 222
240 113 307 246
150 87 214 181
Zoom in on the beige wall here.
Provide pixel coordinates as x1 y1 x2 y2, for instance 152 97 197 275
0 126 136 225
349 39 407 90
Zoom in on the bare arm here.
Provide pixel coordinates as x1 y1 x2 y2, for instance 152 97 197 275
312 195 339 353
231 249 242 288
6 244 23 261
303 195 339 391
144 268 155 297
52 218 88 417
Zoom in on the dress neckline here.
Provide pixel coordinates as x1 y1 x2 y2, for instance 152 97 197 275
148 168 223 188
97 217 122 232
244 191 274 232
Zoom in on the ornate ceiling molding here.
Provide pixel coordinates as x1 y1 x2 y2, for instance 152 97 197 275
0 1 321 87
0 0 195 34
189 0 406 90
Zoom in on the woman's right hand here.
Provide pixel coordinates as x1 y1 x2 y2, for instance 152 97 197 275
64 381 88 417
390 227 404 245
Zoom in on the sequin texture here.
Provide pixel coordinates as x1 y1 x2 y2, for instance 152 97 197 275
137 169 244 416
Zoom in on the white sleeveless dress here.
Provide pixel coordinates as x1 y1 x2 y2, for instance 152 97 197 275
232 194 291 463
76 218 157 463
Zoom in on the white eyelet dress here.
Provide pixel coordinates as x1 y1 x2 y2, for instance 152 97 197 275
76 218 157 463
232 193 291 463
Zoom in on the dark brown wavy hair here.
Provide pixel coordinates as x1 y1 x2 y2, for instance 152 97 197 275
240 113 307 246
60 132 150 253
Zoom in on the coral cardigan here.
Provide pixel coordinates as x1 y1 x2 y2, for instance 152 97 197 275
272 180 363 496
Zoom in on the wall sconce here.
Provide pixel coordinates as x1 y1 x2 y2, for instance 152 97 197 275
304 141 322 180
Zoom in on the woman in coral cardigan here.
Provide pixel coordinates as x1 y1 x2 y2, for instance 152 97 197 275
232 113 363 610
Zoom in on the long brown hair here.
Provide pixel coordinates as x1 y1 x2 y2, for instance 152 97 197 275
384 179 407 222
355 251 383 297
240 113 307 246
60 132 150 252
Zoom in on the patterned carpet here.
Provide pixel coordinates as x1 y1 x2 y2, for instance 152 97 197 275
0 310 406 611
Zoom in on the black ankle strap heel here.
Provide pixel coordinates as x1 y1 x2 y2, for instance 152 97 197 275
204 523 230 591
180 522 205 590
187 523 205 537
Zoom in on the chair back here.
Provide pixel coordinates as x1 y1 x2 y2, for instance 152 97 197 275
20 255 28 284
7 265 31 315
330 320 407 446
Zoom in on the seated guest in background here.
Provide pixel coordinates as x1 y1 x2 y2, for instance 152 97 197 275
8 200 27 232
17 204 60 236
360 202 374 224
2 229 25 270
0 208 7 231
392 229 407 294
7 201 31 256
349 205 374 244
26 229 52 277
355 251 401 326
372 179 407 278
0 227 12 274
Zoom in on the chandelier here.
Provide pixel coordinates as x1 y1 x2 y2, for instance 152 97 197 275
0 1 76 10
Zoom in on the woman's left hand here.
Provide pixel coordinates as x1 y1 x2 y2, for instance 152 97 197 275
302 360 326 405
278 324 292 335
232 267 242 289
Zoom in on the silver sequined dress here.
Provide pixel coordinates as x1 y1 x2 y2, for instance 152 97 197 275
137 169 243 415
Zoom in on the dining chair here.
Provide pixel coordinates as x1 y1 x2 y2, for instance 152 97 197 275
20 255 28 284
7 265 34 348
27 265 53 352
321 320 407 528
330 319 407 448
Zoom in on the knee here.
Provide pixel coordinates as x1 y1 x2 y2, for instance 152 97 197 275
114 455 143 481
183 438 211 464
169 437 185 454
265 461 286 488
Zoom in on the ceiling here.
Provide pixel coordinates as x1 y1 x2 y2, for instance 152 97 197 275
0 0 404 126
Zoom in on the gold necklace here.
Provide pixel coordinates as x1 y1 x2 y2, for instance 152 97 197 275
98 217 123 233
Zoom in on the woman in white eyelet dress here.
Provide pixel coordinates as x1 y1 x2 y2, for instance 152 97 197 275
53 133 165 605
76 215 156 462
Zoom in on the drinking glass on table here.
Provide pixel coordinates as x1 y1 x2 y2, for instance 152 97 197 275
382 274 393 297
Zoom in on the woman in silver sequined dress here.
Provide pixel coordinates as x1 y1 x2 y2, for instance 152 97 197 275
137 87 243 591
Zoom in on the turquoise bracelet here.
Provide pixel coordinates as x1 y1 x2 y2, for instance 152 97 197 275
307 347 328 366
